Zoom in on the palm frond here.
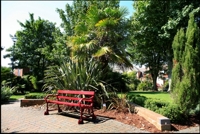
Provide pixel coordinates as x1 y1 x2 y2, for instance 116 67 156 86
95 18 118 27
93 46 112 57
119 7 129 18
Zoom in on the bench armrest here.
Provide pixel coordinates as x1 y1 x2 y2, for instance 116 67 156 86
78 97 94 106
44 94 58 101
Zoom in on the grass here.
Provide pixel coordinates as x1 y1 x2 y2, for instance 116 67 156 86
27 92 46 96
118 91 173 103
9 92 46 101
9 95 25 101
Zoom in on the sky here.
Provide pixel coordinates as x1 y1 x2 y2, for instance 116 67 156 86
1 1 134 67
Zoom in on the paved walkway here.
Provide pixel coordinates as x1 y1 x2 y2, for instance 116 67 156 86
1 100 150 133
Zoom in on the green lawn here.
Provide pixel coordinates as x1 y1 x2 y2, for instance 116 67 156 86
119 91 173 103
10 92 46 101
9 95 25 100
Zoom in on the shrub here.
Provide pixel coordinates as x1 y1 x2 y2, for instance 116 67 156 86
1 66 12 83
137 81 152 91
157 104 184 123
189 103 200 116
127 94 185 123
102 70 128 93
122 71 141 91
127 94 147 107
144 98 184 123
162 80 169 92
29 75 38 90
144 98 169 112
24 94 45 99
1 85 14 102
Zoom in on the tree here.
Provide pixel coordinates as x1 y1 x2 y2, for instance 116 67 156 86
171 8 200 116
160 0 200 92
4 13 58 81
128 0 169 91
56 0 120 37
47 0 133 105
67 2 133 70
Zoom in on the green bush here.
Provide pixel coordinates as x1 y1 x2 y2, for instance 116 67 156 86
157 104 184 123
189 103 200 116
1 66 12 83
127 94 186 123
122 71 141 91
137 81 152 91
1 85 14 102
144 98 184 123
126 94 185 123
127 94 147 107
29 75 38 90
103 71 128 93
144 98 169 111
24 94 45 99
162 80 169 91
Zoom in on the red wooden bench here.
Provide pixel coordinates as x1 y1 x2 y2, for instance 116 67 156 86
44 90 96 124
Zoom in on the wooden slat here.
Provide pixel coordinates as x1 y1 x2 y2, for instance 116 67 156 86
57 90 95 95
58 96 92 102
47 100 92 108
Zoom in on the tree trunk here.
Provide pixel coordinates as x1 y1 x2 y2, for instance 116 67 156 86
152 75 158 91
167 59 173 92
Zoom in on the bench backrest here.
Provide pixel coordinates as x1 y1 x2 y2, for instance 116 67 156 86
57 90 95 96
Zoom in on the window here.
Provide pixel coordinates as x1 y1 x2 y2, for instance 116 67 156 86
18 69 21 76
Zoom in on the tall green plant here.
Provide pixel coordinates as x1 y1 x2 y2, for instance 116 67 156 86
171 8 200 116
42 57 116 107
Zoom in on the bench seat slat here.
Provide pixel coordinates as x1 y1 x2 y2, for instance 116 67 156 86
58 96 92 102
47 100 92 108
57 90 94 95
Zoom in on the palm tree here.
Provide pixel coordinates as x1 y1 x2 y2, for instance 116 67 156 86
67 5 133 70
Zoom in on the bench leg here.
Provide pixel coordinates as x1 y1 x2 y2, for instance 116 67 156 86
78 108 84 124
44 102 49 115
57 104 62 113
91 108 96 121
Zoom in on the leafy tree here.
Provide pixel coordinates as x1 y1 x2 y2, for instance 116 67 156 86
56 0 120 37
56 0 132 70
160 0 200 91
128 0 169 91
4 13 58 82
171 8 200 116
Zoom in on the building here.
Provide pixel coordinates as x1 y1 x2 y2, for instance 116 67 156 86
13 68 30 77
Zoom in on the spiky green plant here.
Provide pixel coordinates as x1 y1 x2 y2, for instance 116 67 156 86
42 57 116 107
